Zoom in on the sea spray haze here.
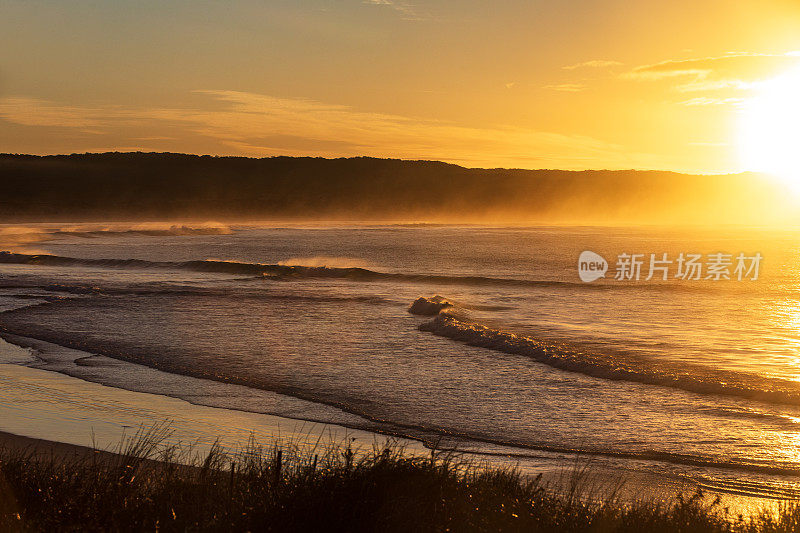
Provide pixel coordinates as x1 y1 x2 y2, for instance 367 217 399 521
0 154 795 225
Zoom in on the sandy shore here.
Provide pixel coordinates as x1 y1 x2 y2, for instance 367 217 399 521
0 430 114 462
0 358 425 461
0 336 785 517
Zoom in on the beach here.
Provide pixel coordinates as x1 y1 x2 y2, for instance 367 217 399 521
3 223 800 519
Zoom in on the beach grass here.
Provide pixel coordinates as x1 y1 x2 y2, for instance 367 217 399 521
1 424 800 532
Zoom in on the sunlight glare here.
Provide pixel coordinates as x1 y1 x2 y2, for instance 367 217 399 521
738 66 800 191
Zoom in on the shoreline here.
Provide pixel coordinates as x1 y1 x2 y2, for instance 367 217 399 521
6 425 792 532
0 354 789 517
0 430 114 462
0 359 424 460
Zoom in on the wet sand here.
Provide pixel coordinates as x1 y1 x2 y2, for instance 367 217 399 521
0 431 110 462
0 356 782 517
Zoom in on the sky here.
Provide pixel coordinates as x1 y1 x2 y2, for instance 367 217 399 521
1 0 799 173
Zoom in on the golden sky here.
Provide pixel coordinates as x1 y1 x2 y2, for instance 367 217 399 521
1 0 799 173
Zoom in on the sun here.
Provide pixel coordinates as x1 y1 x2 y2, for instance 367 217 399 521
738 66 800 191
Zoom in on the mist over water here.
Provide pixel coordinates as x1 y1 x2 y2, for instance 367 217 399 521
2 154 798 226
3 223 800 498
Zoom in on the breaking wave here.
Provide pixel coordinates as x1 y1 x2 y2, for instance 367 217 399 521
418 309 800 406
0 223 231 240
50 223 232 237
0 224 232 253
0 251 676 291
0 279 394 306
277 256 375 269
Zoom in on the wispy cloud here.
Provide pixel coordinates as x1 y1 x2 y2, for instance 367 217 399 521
688 141 728 147
627 52 800 84
363 0 422 20
543 83 586 92
673 79 756 93
562 60 622 70
679 96 745 106
0 97 141 130
623 51 800 107
0 91 662 170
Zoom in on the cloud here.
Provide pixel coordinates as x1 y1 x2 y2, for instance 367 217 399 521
673 79 756 93
0 91 662 170
623 52 800 109
688 141 728 147
679 97 745 106
627 52 800 85
0 97 142 130
562 60 622 70
543 83 586 92
363 0 422 20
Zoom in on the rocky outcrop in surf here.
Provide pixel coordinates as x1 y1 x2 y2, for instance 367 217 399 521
408 296 454 315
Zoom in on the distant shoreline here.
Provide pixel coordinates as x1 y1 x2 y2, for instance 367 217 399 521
0 152 783 225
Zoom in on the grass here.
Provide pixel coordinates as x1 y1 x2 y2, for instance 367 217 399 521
1 424 800 532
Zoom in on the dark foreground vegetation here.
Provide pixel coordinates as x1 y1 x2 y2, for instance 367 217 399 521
1 426 800 532
0 152 781 223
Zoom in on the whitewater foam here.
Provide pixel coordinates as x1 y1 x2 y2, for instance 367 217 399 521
0 251 681 291
418 309 800 406
277 256 373 269
51 222 232 238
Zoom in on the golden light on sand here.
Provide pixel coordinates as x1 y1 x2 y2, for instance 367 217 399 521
738 65 800 191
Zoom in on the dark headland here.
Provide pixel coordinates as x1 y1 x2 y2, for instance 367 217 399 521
0 152 781 224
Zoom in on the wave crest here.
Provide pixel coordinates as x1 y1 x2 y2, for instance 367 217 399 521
52 223 232 237
277 256 373 269
0 251 603 289
418 310 800 406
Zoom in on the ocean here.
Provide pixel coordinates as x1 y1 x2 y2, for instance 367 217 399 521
2 222 800 501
